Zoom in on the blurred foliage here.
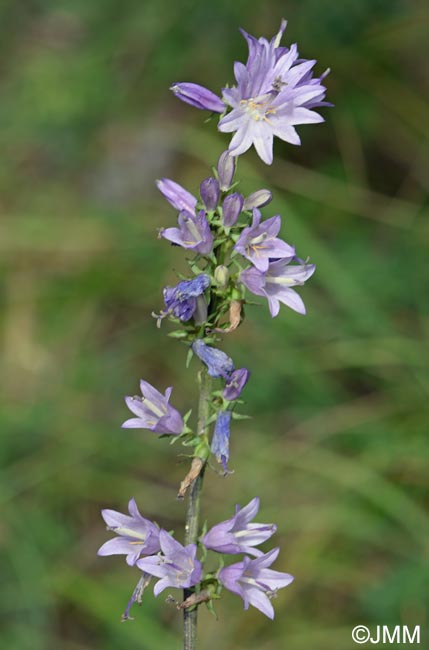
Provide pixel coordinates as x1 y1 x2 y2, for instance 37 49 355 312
1 0 429 649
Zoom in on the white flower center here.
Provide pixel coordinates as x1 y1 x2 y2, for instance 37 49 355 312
240 94 277 122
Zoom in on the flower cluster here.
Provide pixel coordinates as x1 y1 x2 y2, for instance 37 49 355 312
172 20 329 164
98 497 293 619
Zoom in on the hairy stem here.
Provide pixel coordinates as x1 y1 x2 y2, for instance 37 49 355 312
183 367 211 650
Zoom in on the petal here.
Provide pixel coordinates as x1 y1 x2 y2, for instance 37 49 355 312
153 576 171 596
228 123 254 157
267 295 280 317
97 537 137 557
218 108 247 133
234 497 260 526
139 380 165 406
252 122 274 165
159 530 185 556
276 287 306 314
245 587 275 619
271 122 301 146
136 556 167 579
121 417 149 429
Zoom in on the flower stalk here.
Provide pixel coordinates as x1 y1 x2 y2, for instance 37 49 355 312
183 368 211 650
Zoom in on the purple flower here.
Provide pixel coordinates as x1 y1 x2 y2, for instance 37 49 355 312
200 177 220 211
223 368 250 401
222 192 244 227
170 82 225 113
161 209 213 255
156 178 197 214
240 257 315 317
192 340 234 379
162 274 210 323
217 150 236 191
235 209 295 272
136 530 202 596
97 498 161 566
218 548 294 619
218 20 328 164
122 380 184 435
243 189 272 211
211 410 231 472
203 497 276 557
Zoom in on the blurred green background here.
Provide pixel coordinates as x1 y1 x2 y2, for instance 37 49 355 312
1 1 428 648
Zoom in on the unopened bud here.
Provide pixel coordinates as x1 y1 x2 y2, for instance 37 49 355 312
214 265 229 289
222 192 244 227
170 82 225 113
200 177 220 211
243 189 272 211
217 150 236 191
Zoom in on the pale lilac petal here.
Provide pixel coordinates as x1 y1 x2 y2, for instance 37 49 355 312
153 576 171 596
252 122 274 165
245 588 275 619
97 537 136 557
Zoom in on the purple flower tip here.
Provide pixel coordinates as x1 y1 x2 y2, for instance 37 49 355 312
156 178 197 215
170 82 225 113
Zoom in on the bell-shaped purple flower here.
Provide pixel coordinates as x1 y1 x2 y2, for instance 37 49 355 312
223 367 250 401
122 380 184 435
200 177 220 211
136 530 202 596
161 209 213 255
240 257 316 317
97 498 161 566
203 497 276 557
192 340 234 379
218 21 329 164
211 410 231 472
162 274 210 323
218 548 294 619
217 150 236 191
243 189 272 211
170 82 225 113
156 178 197 215
222 192 244 227
235 209 295 272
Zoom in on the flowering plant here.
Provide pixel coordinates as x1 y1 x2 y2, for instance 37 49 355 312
98 19 329 649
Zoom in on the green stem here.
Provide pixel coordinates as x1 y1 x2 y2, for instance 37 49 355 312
183 368 212 650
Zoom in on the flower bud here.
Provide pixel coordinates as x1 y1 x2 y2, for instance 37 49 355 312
156 178 197 214
214 265 229 289
222 192 244 227
243 189 273 211
217 150 236 191
170 82 225 113
200 177 220 211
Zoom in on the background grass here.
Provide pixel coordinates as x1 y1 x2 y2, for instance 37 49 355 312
1 1 428 648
